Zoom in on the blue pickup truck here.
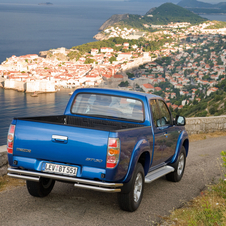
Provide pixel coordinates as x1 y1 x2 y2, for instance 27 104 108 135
7 88 189 212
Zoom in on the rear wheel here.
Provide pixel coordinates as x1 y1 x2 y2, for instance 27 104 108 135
166 146 186 182
118 163 144 212
26 177 55 197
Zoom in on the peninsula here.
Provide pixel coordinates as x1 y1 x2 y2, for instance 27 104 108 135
96 2 206 35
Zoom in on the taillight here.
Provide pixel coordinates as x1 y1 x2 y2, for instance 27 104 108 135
107 138 120 168
7 124 15 154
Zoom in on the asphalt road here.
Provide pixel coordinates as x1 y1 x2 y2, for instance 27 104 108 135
0 136 225 226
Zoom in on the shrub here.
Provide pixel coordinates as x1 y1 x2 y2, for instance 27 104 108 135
209 107 216 115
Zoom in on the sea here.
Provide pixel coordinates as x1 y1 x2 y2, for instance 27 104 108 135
0 0 226 145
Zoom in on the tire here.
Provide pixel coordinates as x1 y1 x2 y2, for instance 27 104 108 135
26 177 55 197
117 163 144 212
166 146 186 182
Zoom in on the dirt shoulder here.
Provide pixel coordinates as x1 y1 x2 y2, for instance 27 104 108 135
0 175 25 192
189 131 226 142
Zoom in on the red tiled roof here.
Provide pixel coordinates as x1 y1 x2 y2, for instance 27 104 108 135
143 84 154 89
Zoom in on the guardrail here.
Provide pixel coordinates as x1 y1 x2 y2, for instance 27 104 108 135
186 115 226 134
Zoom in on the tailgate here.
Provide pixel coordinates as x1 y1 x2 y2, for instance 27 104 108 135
13 120 109 169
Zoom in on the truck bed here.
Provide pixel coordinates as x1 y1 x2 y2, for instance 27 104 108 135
16 115 143 131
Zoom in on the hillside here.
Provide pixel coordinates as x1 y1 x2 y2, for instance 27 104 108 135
177 79 226 118
144 3 206 24
99 14 129 31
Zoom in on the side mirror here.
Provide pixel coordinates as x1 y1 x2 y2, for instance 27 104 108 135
174 115 186 126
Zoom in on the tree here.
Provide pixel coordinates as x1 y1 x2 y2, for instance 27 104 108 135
126 72 135 79
209 107 216 115
109 56 116 64
119 81 129 87
84 58 95 64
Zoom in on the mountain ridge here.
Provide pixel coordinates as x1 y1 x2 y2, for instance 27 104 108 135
98 3 206 31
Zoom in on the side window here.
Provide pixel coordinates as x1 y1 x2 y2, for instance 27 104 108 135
149 99 159 127
157 100 172 126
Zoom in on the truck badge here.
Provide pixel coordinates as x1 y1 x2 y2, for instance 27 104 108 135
86 158 103 163
16 148 31 153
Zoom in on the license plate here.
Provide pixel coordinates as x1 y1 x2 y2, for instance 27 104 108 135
43 163 77 176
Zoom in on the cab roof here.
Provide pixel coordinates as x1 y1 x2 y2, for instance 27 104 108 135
74 87 162 100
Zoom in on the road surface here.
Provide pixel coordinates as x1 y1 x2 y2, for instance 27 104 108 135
0 136 225 226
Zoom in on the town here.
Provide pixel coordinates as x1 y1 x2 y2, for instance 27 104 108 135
1 20 226 112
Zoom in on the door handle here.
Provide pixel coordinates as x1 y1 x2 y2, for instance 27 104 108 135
52 135 68 143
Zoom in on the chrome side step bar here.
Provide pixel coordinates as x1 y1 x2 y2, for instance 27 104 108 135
145 166 174 183
7 168 123 193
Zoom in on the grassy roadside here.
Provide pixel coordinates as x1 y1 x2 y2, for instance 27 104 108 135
157 180 226 226
0 175 25 192
189 131 226 142
157 132 226 226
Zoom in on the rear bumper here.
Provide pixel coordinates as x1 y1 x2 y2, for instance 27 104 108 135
7 168 123 193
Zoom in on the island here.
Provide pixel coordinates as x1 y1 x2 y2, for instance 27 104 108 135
178 0 226 14
38 2 53 6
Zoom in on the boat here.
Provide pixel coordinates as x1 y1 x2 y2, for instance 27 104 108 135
31 92 38 97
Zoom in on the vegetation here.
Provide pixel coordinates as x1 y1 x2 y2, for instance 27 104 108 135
157 150 226 226
159 180 226 225
126 72 135 79
117 3 206 29
142 3 206 25
118 81 129 87
175 79 226 118
98 3 205 32
67 51 81 61
206 21 226 29
0 175 25 192
84 58 95 64
109 56 116 64
70 36 174 57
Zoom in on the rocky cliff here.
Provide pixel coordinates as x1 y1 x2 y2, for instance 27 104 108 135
99 14 129 31
93 33 107 41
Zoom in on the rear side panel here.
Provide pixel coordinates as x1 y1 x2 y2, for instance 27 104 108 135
105 126 153 182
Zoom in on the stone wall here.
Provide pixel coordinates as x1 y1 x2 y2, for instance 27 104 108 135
4 80 26 91
0 146 7 177
1 116 226 177
185 115 226 134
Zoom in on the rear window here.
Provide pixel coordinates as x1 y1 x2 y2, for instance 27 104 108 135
71 93 144 122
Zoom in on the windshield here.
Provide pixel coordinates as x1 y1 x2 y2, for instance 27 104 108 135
71 93 144 122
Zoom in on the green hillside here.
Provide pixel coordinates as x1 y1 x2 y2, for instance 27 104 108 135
177 79 226 118
120 3 206 28
147 3 206 24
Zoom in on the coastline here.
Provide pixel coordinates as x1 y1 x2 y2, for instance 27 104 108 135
0 86 57 94
197 13 226 15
